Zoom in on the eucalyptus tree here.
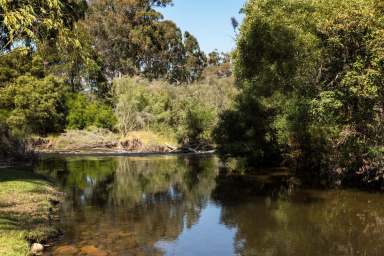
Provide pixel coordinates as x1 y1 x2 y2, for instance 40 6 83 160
83 0 206 83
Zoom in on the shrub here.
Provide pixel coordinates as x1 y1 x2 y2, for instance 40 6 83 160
113 76 237 146
65 93 117 130
178 102 216 146
0 75 67 136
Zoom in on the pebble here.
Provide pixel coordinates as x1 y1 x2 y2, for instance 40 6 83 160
30 243 44 255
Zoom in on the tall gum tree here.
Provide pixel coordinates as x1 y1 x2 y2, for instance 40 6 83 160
83 0 206 83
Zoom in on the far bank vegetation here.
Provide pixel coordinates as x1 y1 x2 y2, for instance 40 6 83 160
32 75 237 153
0 0 235 156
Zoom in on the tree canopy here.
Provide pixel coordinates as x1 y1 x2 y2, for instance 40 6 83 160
83 0 206 83
0 0 87 52
0 0 216 149
214 0 384 186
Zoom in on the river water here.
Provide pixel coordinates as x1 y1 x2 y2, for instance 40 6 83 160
35 155 384 256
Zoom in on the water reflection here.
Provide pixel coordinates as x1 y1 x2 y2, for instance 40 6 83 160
213 173 384 256
35 156 384 256
37 156 220 255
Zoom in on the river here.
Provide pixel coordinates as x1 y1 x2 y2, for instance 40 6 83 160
34 155 384 256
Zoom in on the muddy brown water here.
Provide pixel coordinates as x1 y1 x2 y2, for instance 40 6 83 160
33 155 384 256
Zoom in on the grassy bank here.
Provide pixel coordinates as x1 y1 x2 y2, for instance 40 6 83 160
0 168 62 256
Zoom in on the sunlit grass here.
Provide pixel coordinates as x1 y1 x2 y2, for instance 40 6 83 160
0 169 62 256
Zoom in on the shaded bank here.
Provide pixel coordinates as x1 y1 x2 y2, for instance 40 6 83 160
0 124 35 165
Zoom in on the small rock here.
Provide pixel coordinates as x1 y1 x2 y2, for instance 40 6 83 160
80 245 108 256
30 243 44 255
53 245 79 255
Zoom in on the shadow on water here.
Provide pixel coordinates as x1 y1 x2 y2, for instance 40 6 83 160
31 155 384 256
213 169 384 256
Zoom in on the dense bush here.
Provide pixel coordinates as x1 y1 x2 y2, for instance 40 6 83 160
65 93 117 130
113 77 236 147
214 0 384 186
0 75 68 136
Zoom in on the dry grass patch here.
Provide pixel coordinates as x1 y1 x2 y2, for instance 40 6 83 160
123 130 178 148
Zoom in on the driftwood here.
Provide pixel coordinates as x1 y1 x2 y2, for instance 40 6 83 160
179 142 214 153
166 144 178 152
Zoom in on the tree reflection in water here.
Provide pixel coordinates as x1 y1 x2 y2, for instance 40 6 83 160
213 170 384 256
36 156 384 256
36 155 218 255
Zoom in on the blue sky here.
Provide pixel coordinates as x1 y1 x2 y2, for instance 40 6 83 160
158 0 246 53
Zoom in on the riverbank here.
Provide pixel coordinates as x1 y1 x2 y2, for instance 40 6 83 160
0 168 63 256
33 129 214 155
33 129 177 154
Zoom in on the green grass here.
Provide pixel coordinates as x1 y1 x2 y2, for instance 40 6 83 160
0 168 62 256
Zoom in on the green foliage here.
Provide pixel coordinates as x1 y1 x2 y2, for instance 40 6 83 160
0 48 45 84
0 0 224 163
37 23 109 97
0 0 107 95
114 77 236 146
215 0 384 185
0 0 89 159
0 75 67 136
0 0 87 53
83 0 206 83
65 94 116 130
182 102 216 146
